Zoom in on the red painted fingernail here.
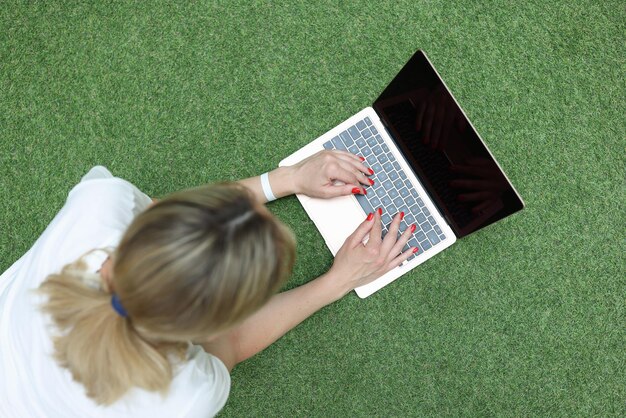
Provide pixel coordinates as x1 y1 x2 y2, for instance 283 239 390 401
400 211 405 220
368 178 375 186
412 247 419 253
352 187 360 194
410 224 416 233
359 156 365 161
363 188 367 195
368 168 374 175
377 207 383 215
366 212 374 221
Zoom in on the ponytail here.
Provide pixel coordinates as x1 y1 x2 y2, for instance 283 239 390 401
39 254 185 405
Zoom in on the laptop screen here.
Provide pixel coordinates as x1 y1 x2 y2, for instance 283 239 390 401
373 50 524 238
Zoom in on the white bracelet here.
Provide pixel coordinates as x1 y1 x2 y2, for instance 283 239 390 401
260 172 277 202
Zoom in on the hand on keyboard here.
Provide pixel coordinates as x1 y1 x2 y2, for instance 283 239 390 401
290 150 375 199
326 208 418 296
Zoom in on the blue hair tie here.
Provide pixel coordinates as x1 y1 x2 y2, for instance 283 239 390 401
111 293 128 318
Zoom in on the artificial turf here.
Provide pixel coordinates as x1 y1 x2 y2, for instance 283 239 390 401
1 1 624 416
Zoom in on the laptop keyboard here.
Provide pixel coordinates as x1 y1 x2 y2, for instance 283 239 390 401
323 116 447 260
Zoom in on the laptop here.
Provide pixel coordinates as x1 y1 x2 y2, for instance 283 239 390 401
279 50 524 298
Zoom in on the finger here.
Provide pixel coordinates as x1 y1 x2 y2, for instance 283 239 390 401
380 211 403 254
347 211 376 248
333 154 376 178
366 207 383 246
387 246 417 270
322 184 366 198
330 149 364 164
388 223 416 261
334 160 372 187
327 163 360 187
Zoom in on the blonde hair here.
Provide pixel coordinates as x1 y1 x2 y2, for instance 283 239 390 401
39 183 295 405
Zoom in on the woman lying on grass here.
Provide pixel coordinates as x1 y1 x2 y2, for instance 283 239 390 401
0 151 418 417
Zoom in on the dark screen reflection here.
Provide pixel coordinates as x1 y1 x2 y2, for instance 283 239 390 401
374 51 523 238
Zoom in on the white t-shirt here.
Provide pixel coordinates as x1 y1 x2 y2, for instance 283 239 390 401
0 166 230 418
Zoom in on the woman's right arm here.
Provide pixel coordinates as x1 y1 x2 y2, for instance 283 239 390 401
202 209 418 371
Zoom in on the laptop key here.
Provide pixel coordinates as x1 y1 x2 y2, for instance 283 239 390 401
434 225 442 235
355 193 373 216
404 213 415 224
382 180 393 190
423 207 431 216
427 230 440 245
364 117 372 126
389 189 399 199
393 179 404 189
377 171 388 181
372 145 382 155
376 188 386 198
428 216 436 225
340 131 354 146
411 189 419 198
416 231 426 241
393 161 401 171
349 126 361 139
400 171 407 180
356 120 366 131
422 222 432 232
379 154 389 164
371 163 382 172
367 137 377 147
405 196 415 206
371 126 378 134
381 196 392 206
439 234 446 240
331 136 346 150
356 138 366 147
416 198 425 207
362 128 373 139
349 145 359 154
366 154 376 165
416 213 426 224
362 147 372 157
393 197 404 208
323 141 333 150
370 197 381 207
382 162 393 172
382 143 390 153
389 171 399 181
382 213 392 224
375 135 384 144
421 240 432 251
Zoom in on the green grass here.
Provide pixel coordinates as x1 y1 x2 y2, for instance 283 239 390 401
1 1 624 416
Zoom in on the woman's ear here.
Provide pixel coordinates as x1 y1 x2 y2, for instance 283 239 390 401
99 257 114 292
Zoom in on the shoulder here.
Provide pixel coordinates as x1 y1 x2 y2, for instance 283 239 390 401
0 166 153 288
162 344 231 417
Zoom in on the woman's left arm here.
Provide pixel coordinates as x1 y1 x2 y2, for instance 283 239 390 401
237 150 375 203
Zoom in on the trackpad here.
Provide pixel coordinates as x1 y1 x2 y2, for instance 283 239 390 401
299 194 364 255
